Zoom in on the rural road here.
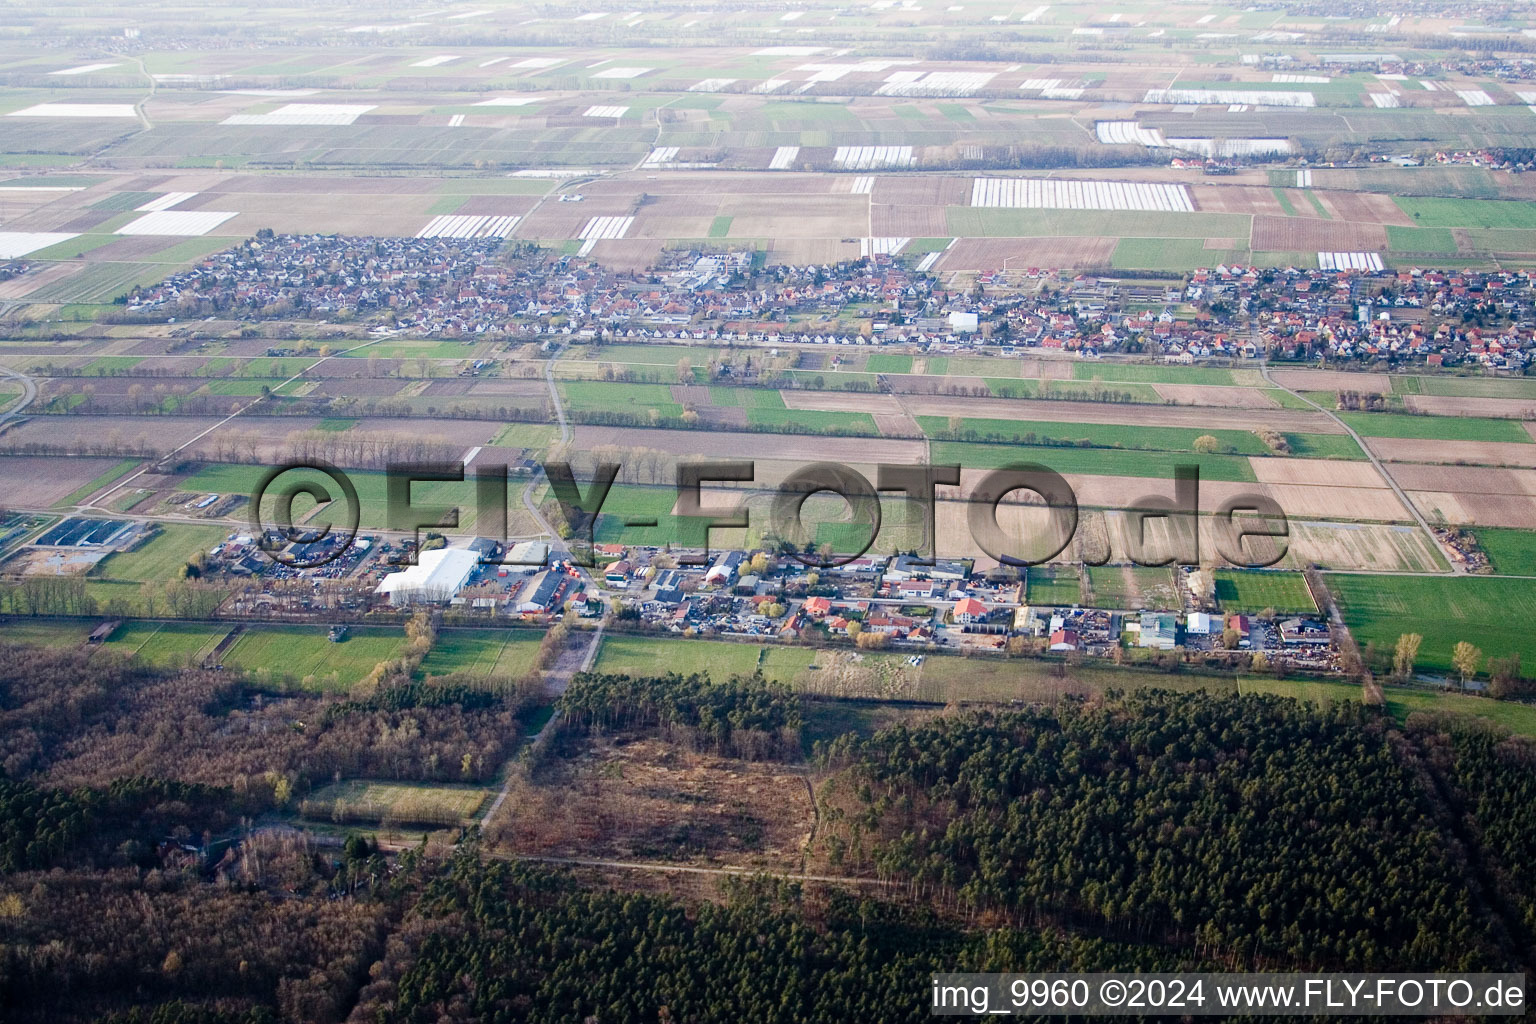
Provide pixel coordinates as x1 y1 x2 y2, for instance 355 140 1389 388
1259 358 1457 575
0 365 37 432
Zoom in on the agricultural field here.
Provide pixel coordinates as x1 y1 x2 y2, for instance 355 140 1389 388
1213 569 1317 614
105 621 228 667
592 634 816 684
93 524 229 583
417 628 544 682
219 624 408 690
1084 565 1180 610
1025 564 1082 606
1328 574 1536 673
175 463 480 531
1382 687 1536 739
1340 412 1533 443
1470 527 1536 575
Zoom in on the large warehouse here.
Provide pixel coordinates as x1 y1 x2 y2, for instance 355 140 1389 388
374 547 480 606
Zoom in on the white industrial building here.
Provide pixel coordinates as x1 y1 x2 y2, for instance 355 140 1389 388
374 547 480 606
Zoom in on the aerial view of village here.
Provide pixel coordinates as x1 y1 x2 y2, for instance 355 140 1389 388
1 0 1535 1020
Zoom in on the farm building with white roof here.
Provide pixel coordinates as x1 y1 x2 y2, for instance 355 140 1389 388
374 547 480 606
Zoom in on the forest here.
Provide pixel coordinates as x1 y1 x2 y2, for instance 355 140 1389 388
0 644 1534 1022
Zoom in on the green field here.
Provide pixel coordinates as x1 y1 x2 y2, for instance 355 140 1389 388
1283 432 1367 460
1470 527 1536 575
1385 225 1458 253
94 524 228 583
1237 676 1363 705
220 625 407 690
1025 565 1082 606
418 629 544 681
1112 237 1247 272
1329 574 1536 673
1213 570 1316 614
920 416 1268 455
560 380 683 417
592 634 816 684
931 441 1258 483
55 459 139 507
0 619 92 648
1336 411 1532 443
1393 197 1536 229
864 354 913 374
1382 687 1536 738
106 621 228 667
1069 364 1249 387
178 462 478 531
1085 565 1180 610
745 407 878 434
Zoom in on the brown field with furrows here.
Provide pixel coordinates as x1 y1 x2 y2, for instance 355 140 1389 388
588 238 666 271
1289 520 1448 573
780 390 905 414
1370 437 1536 468
311 378 407 397
515 194 636 239
944 466 1407 522
1321 191 1416 227
1249 458 1391 488
874 412 922 437
1409 490 1536 528
0 414 227 453
571 425 927 463
1387 464 1536 496
872 175 969 206
1527 423 1536 442
0 263 81 300
872 205 949 236
436 378 550 398
937 236 1116 271
630 194 723 238
899 394 1343 432
1268 368 1393 393
1250 216 1386 252
1189 184 1286 216
455 195 542 217
766 238 861 264
728 194 867 238
0 455 140 507
487 736 811 870
1403 395 1536 419
581 171 837 197
1152 384 1281 408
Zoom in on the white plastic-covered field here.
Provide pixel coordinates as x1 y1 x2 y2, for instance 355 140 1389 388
477 97 541 107
1019 5 1050 21
1095 122 1166 147
0 232 78 258
8 103 136 118
768 146 800 170
583 105 629 117
416 215 520 239
1295 169 1314 187
1273 74 1329 83
136 192 197 212
1369 93 1400 108
642 147 680 166
577 216 635 241
833 146 914 169
753 46 826 55
875 71 995 96
1166 137 1292 157
50 63 120 76
860 237 908 257
849 176 875 194
1319 251 1384 271
410 55 460 68
116 211 238 236
222 104 375 126
591 67 652 79
1143 88 1315 107
1018 78 1083 99
511 57 564 69
688 79 737 92
1456 90 1495 106
970 178 1194 212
